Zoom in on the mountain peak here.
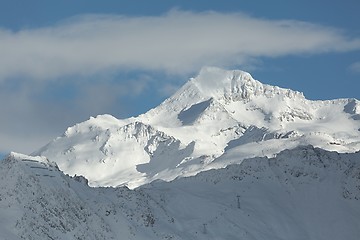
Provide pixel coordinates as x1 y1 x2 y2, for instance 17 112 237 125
190 66 304 102
33 67 360 188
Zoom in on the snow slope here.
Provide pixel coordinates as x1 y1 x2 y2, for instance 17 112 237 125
1 146 360 239
34 67 360 188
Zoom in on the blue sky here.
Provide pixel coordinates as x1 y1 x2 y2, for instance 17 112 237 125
0 0 359 155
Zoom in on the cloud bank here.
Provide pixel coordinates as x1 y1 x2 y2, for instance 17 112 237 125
1 10 359 81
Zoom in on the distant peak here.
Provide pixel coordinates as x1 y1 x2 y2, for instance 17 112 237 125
190 67 304 102
63 114 124 137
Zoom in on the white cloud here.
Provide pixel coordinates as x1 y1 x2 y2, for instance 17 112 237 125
0 10 359 81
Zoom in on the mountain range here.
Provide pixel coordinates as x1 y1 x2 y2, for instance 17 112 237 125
1 67 360 239
34 67 360 188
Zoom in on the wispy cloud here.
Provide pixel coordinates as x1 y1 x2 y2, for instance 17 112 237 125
0 10 359 81
349 61 360 74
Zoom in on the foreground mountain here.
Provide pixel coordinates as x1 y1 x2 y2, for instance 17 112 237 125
1 146 359 239
33 67 360 188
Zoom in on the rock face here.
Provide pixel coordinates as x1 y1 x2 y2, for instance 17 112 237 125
1 147 360 239
34 67 360 188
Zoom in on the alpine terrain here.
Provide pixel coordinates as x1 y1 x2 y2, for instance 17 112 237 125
1 67 359 239
34 67 360 188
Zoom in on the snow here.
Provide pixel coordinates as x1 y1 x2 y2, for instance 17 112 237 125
32 67 360 188
1 67 359 239
1 146 359 239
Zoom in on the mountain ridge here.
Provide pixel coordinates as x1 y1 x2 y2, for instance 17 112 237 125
33 67 360 188
2 146 360 239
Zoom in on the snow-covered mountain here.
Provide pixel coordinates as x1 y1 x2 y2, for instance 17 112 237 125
2 67 360 239
34 67 360 188
1 146 360 239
